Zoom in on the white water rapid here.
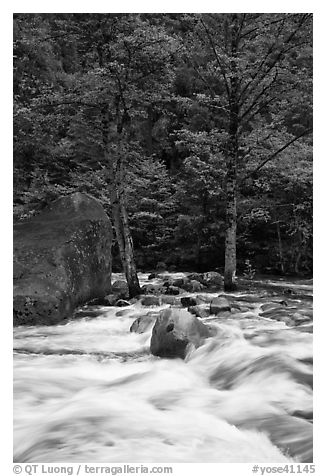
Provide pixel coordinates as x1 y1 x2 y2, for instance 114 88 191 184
13 274 313 463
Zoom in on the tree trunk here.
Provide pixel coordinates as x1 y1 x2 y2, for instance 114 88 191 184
224 160 237 291
276 221 285 274
224 15 239 292
101 107 141 297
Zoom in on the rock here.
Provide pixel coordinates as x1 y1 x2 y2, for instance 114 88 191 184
181 296 197 307
161 295 181 305
150 308 212 359
74 308 104 319
195 294 213 304
13 192 112 326
115 309 132 317
187 272 203 282
103 294 118 306
116 299 131 307
188 304 211 318
130 313 158 333
164 285 180 295
182 280 204 292
172 277 189 288
210 297 231 314
202 271 224 287
141 283 165 295
112 280 129 299
148 273 157 280
141 295 161 306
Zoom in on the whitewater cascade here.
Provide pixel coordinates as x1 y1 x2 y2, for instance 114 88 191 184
13 274 313 463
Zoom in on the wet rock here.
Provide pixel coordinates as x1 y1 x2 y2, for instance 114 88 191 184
181 296 197 307
103 294 118 306
164 285 181 295
115 309 132 317
161 295 181 305
74 308 104 319
148 273 157 280
150 308 212 359
141 283 165 295
188 304 211 318
172 277 189 288
13 192 112 326
130 313 157 333
195 294 213 304
182 280 205 292
141 295 161 306
210 297 231 314
116 299 131 307
202 271 224 287
187 272 203 282
112 280 129 299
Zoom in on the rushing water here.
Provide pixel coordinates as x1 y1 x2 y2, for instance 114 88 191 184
13 274 313 463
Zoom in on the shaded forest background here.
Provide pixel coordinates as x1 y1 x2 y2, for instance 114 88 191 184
13 13 313 277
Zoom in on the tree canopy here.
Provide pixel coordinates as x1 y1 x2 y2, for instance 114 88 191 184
13 13 313 281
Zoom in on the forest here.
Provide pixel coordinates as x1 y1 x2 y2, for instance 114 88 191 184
13 13 313 293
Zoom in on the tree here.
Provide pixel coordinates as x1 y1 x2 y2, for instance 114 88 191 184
180 13 312 289
14 13 178 296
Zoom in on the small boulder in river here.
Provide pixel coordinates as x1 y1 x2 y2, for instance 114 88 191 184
182 280 204 292
141 295 161 306
130 312 158 334
13 192 112 326
150 308 212 359
181 296 197 308
112 280 129 299
188 304 211 318
210 297 231 314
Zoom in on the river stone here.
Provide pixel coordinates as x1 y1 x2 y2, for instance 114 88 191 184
150 308 212 359
188 304 211 318
130 313 157 334
164 285 181 295
141 295 161 306
141 283 165 295
210 297 231 314
160 295 181 305
13 192 112 326
182 280 204 292
181 296 197 308
112 280 129 299
202 271 224 287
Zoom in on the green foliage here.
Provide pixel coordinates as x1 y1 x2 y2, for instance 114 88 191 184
13 13 312 275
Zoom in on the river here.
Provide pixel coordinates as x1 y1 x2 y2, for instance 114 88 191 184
13 273 313 463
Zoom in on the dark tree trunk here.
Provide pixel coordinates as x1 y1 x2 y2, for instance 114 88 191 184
276 221 285 274
224 15 239 292
101 107 141 297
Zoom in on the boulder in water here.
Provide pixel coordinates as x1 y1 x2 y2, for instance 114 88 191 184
202 271 224 287
150 308 211 359
13 192 112 326
188 304 211 318
182 280 205 292
210 297 231 315
141 295 161 306
112 280 129 299
181 296 197 307
130 312 158 333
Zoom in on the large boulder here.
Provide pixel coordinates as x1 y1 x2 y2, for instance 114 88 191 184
150 308 211 359
13 192 112 326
